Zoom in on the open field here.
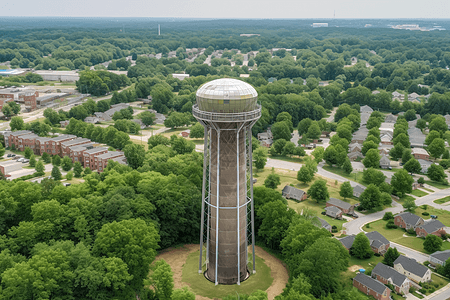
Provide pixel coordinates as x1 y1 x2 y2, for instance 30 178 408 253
322 166 365 185
154 244 288 300
365 219 450 254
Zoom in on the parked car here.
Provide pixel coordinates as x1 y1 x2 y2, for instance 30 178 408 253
6 153 12 157
22 159 29 163
12 156 21 160
431 215 438 219
17 158 25 162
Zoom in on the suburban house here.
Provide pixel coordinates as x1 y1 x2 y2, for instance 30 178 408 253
415 220 446 237
380 133 393 145
394 255 432 283
181 129 190 137
352 127 369 144
412 148 429 160
408 119 418 128
349 143 362 153
353 273 391 300
325 206 342 219
429 250 450 267
353 185 366 198
379 148 390 156
360 113 370 126
348 151 364 161
418 159 433 173
394 212 424 230
360 105 373 113
408 128 426 148
392 91 404 100
371 263 411 295
260 139 273 148
379 156 391 169
326 198 355 215
282 186 307 201
338 231 389 254
316 218 332 232
385 114 398 123
366 231 390 254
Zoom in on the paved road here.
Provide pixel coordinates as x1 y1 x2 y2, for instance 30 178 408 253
390 242 429 263
428 284 450 300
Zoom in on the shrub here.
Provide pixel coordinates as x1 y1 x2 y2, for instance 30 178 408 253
422 212 430 216
365 223 371 228
409 287 416 293
407 228 416 235
418 177 425 184
332 228 338 233
374 253 381 257
423 261 430 266
430 287 436 293
422 204 428 210
386 220 397 229
383 212 394 220
419 288 426 294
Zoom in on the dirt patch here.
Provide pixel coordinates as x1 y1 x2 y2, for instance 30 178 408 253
154 244 289 300
348 265 363 272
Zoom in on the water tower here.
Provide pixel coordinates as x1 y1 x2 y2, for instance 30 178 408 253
193 78 261 285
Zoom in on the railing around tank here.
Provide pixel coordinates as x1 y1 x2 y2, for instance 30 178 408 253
192 104 261 122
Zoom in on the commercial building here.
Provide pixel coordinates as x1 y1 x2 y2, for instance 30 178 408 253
0 160 23 176
33 70 79 82
0 88 38 111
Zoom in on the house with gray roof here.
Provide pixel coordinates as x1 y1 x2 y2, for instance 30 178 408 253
366 231 390 254
353 185 366 198
326 198 355 214
316 218 332 232
394 212 424 230
352 127 369 144
385 114 398 123
394 255 431 283
338 235 355 250
360 113 370 126
429 250 450 267
392 91 404 99
380 133 393 145
379 155 391 169
418 159 433 173
408 128 426 148
371 263 411 295
415 219 446 237
353 273 391 300
349 142 362 153
360 105 373 113
325 206 342 219
348 151 364 161
282 185 307 201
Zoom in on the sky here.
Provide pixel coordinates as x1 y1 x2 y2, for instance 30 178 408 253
1 0 450 19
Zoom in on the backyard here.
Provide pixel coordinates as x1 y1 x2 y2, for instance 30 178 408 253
365 219 450 254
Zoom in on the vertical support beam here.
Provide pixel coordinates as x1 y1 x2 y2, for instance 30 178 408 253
244 127 248 263
206 125 211 263
198 125 208 274
215 127 220 285
249 125 256 274
236 126 241 285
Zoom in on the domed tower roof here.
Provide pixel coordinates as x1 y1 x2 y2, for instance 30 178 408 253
196 78 258 113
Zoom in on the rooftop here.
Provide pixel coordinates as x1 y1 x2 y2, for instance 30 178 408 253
372 263 409 287
419 220 445 234
396 212 423 226
394 255 429 278
96 151 124 160
430 250 450 263
327 198 353 210
353 273 388 295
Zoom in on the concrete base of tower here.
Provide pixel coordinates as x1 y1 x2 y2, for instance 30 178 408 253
204 267 250 285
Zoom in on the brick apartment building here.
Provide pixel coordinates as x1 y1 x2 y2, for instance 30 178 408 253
95 151 124 172
83 147 108 170
69 143 94 164
0 88 39 111
61 138 91 157
4 130 32 148
17 133 39 151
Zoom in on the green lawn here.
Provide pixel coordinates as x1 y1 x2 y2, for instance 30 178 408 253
415 206 450 227
411 189 428 197
322 166 365 186
434 196 450 205
182 251 273 298
269 155 304 163
422 187 435 193
365 220 450 254
340 255 384 289
425 180 450 189
287 199 347 230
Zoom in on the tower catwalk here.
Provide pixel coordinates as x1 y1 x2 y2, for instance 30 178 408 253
193 78 261 285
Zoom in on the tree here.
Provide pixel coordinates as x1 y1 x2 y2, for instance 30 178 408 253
293 238 349 297
391 169 414 195
35 161 44 175
170 135 195 155
282 142 296 157
123 144 145 169
93 219 160 290
61 156 73 171
270 139 287 156
351 232 373 259
380 192 392 206
150 260 173 300
41 152 51 163
257 200 296 250
382 247 400 267
343 158 353 174
73 162 83 178
428 164 447 183
51 166 62 180
137 111 155 126
272 121 292 141
306 122 321 140
298 118 313 136
403 198 417 213
362 148 380 168
264 173 281 189
424 234 443 253
43 108 60 125
339 182 353 200
24 147 32 159
308 180 329 203
393 133 410 148
360 184 382 210
163 112 190 128
189 123 204 138
416 119 427 130
404 109 417 121
66 171 73 180
361 140 378 156
10 116 24 131
52 155 61 166
323 145 337 166
402 149 413 164
29 155 36 167
311 147 324 163
253 147 267 170
297 166 314 184
428 138 445 159
148 134 170 149
362 168 386 185
172 287 195 300
390 143 405 160
429 117 448 135
404 158 421 174
426 130 441 146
